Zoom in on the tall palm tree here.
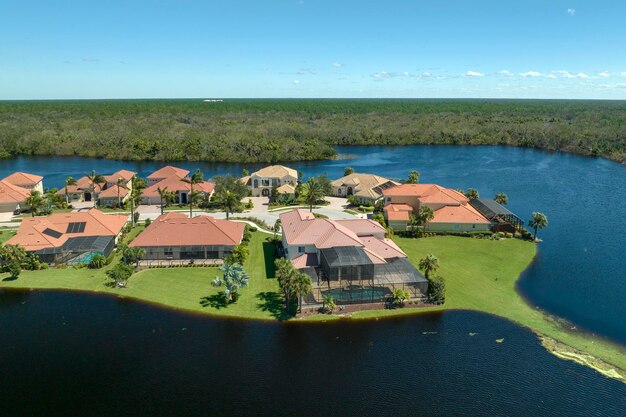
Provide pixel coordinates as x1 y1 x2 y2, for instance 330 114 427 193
115 177 126 208
465 188 479 200
64 176 77 204
273 219 281 239
293 271 312 313
494 193 509 205
528 212 548 241
86 170 105 208
300 177 325 212
25 190 44 217
406 170 420 184
418 254 440 280
214 189 240 220
157 186 170 215
180 169 204 218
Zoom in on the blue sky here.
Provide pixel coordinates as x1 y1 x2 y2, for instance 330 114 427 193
1 1 625 99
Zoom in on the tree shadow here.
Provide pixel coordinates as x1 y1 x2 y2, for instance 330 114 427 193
256 291 293 321
200 293 228 309
2 276 18 282
262 241 277 279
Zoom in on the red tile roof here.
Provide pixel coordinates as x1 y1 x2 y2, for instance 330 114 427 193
129 213 244 247
431 204 490 224
0 180 31 204
147 166 190 180
6 209 128 251
2 172 43 187
99 185 130 199
104 170 136 183
383 184 468 205
142 177 215 197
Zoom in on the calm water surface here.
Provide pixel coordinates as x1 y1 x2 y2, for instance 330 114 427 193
2 145 625 344
0 289 624 417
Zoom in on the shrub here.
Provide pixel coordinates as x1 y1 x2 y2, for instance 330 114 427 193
145 218 152 227
89 254 107 269
428 275 446 305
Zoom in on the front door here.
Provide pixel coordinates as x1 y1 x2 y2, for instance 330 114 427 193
84 192 92 202
180 192 188 204
262 188 270 197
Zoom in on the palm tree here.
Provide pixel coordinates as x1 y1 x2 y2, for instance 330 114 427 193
86 170 105 208
300 177 325 212
293 271 312 313
116 177 125 208
465 188 479 200
406 170 420 184
214 189 240 220
322 294 336 314
495 193 509 205
180 169 204 218
344 166 355 176
157 186 170 215
25 190 44 217
417 206 435 232
528 212 548 241
392 288 411 306
64 176 77 204
418 254 440 280
273 219 281 239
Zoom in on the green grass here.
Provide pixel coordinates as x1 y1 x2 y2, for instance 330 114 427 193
0 229 17 245
348 236 626 376
0 230 283 320
1 232 624 378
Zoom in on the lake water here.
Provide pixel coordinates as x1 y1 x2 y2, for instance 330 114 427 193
2 145 625 345
0 289 624 417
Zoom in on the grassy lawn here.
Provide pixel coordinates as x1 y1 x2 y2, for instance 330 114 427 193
0 230 283 320
0 229 17 245
1 231 624 378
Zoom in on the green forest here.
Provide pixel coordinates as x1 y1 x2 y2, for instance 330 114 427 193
0 99 624 164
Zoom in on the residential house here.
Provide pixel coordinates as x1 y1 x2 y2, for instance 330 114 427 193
129 212 244 264
280 209 427 306
330 173 400 204
142 166 215 205
98 185 130 208
0 172 44 213
56 169 136 205
274 183 296 203
2 172 44 194
240 165 298 197
382 184 491 232
6 209 128 264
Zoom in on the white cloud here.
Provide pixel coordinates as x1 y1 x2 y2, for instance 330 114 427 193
555 70 576 78
421 71 432 78
567 8 576 16
332 62 343 68
520 71 543 77
598 71 610 78
545 74 557 79
499 70 511 75
575 72 590 79
402 71 410 76
465 71 484 77
621 72 626 77
293 80 300 84
372 71 391 78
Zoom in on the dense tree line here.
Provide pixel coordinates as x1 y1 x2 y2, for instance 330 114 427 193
0 99 624 163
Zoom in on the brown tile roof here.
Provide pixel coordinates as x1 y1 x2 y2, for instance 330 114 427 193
129 213 244 247
147 166 190 179
276 183 296 194
331 173 400 199
2 172 43 187
251 165 297 179
142 177 215 197
6 209 128 251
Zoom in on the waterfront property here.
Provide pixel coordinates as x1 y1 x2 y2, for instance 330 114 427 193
469 198 524 233
240 165 298 197
129 212 244 266
0 172 44 213
5 208 128 264
142 166 215 205
330 172 399 204
57 169 136 205
280 209 428 305
383 184 491 232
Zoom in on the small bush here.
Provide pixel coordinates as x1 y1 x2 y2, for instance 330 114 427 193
145 218 152 227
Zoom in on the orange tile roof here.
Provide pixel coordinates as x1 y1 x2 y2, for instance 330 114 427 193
6 209 128 251
0 180 31 204
142 177 215 197
56 176 104 196
291 253 319 268
2 172 43 187
129 213 244 247
383 184 468 205
335 219 386 236
147 165 190 179
432 204 490 224
99 185 130 198
104 170 136 183
386 210 411 221
280 209 363 249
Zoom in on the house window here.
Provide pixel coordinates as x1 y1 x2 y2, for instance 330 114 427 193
253 179 259 188
472 224 476 229
386 197 391 203
298 246 305 253
164 247 174 256
262 179 270 187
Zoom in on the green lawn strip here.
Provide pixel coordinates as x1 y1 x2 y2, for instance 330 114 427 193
0 230 17 245
0 231 283 320
348 236 626 377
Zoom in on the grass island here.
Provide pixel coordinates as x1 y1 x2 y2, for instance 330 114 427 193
1 227 624 383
